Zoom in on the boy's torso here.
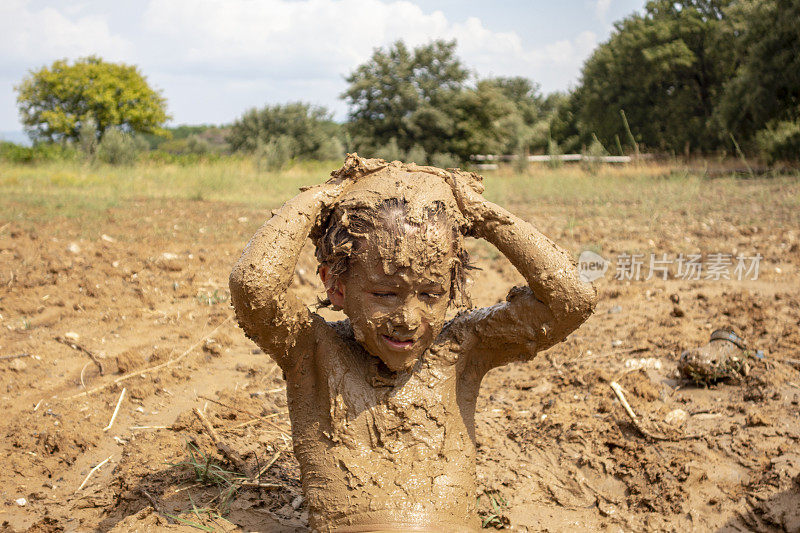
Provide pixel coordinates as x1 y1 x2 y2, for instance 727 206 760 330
283 318 482 532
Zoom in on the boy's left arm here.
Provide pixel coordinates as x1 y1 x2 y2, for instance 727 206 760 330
447 172 597 372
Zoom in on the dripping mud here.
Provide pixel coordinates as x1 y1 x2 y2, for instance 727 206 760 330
1 163 799 531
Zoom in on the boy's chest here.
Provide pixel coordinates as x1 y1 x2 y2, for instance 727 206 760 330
323 352 468 458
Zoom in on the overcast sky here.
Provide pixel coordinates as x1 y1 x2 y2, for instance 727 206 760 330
0 0 646 133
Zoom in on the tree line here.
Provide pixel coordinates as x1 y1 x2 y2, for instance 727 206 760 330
9 0 800 166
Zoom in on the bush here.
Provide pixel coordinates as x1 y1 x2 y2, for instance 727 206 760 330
581 135 607 172
756 120 800 164
373 138 403 162
313 136 345 161
78 120 98 158
255 136 294 171
429 152 461 169
512 143 528 174
0 141 79 164
96 128 148 165
547 138 563 169
405 144 427 165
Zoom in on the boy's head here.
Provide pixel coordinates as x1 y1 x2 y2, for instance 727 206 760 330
312 162 471 371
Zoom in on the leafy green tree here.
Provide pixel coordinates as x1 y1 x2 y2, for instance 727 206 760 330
716 0 800 147
16 56 169 143
342 40 469 157
573 0 735 153
228 102 340 160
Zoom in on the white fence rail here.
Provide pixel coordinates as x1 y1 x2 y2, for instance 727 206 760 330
471 154 633 163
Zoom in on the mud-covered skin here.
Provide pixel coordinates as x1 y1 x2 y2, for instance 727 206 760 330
229 155 597 531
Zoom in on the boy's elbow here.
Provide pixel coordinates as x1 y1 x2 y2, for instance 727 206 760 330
229 265 279 334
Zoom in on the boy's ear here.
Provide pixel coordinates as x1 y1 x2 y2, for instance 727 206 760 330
318 265 345 309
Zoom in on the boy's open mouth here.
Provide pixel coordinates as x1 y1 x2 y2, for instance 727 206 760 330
381 334 415 350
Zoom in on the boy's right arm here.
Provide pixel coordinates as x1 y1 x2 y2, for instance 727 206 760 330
229 183 342 371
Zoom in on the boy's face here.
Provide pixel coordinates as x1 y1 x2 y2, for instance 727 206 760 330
333 228 454 372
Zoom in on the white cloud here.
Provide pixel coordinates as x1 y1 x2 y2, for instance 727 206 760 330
596 0 612 20
0 0 605 127
141 0 597 92
0 0 131 68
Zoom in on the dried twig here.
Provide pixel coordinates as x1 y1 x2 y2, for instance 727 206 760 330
0 353 30 361
130 425 169 430
70 316 232 399
609 381 677 442
55 336 104 374
103 388 126 432
192 407 251 477
80 361 91 389
255 451 281 480
200 395 290 437
239 481 281 489
199 395 260 419
76 455 113 491
224 411 286 431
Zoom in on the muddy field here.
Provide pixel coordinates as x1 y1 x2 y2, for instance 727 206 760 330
1 173 799 532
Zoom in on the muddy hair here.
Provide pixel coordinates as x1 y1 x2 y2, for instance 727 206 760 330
311 197 473 308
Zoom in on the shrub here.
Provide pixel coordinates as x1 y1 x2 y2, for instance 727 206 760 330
405 144 427 165
255 136 294 171
96 128 148 165
547 138 563 169
373 138 403 162
581 135 607 172
313 136 345 161
78 120 98 158
755 120 800 164
429 152 461 169
0 141 79 164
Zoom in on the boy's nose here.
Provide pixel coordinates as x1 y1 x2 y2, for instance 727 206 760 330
392 304 422 331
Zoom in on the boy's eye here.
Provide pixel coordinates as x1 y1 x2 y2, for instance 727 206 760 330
371 291 396 298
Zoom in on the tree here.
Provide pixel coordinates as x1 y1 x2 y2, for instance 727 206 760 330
573 0 735 153
227 102 341 160
716 0 800 144
16 56 169 143
342 40 469 157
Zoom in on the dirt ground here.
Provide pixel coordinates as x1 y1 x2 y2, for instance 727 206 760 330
1 187 799 532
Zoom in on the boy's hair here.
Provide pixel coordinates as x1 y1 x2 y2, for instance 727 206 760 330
312 197 472 307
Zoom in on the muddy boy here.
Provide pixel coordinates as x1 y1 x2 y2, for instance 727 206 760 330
230 155 596 532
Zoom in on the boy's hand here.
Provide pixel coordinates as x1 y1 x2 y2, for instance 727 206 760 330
444 171 512 236
443 171 484 225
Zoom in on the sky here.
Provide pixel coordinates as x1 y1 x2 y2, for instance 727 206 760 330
0 0 647 135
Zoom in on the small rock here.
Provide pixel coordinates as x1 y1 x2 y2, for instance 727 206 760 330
669 293 680 304
611 339 623 347
671 305 685 317
291 495 304 510
67 242 81 254
608 305 623 314
101 234 115 243
746 410 772 427
203 338 222 356
157 252 184 272
9 358 27 372
664 408 688 426
15 497 27 506
237 216 248 223
64 331 80 341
